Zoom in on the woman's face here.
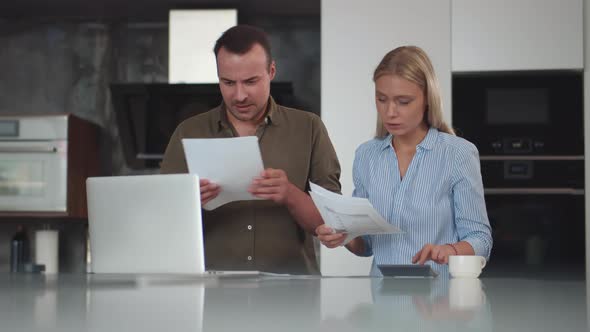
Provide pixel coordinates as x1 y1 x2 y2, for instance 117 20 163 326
375 74 428 138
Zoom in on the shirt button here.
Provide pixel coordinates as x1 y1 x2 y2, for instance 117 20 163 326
247 225 253 230
247 256 252 261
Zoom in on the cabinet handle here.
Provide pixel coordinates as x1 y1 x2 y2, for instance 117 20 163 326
484 188 584 195
480 155 584 161
0 146 59 153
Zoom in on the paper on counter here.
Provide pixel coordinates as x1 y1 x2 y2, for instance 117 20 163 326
182 136 264 210
309 182 403 244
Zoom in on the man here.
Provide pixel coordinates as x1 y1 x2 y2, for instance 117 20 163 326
160 25 341 274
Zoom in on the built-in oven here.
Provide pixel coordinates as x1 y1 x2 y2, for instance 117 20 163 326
481 158 585 278
453 71 585 279
452 71 583 156
0 116 68 212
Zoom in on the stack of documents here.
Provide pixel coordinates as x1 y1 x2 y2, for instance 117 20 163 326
309 182 403 244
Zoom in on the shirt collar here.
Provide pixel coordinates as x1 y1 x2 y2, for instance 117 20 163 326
216 96 280 132
380 127 439 151
380 135 393 150
417 127 438 151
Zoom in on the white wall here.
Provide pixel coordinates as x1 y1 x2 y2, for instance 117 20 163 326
321 0 452 276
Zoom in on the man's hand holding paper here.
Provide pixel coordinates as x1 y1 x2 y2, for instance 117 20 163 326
199 178 221 206
248 168 293 205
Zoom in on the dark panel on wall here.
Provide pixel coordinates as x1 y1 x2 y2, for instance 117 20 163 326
0 0 320 20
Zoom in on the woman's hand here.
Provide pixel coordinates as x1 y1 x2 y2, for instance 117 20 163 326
412 243 456 265
315 224 347 248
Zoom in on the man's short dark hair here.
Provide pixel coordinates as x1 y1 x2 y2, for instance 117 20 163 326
213 25 273 67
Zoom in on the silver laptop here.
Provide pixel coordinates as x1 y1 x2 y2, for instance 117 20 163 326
86 174 205 274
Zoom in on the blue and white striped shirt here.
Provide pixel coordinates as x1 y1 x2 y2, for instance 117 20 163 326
353 128 492 276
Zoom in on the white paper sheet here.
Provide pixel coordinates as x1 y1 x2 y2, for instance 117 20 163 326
309 182 403 244
182 137 264 210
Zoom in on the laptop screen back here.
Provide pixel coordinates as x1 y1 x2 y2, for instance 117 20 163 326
86 174 204 274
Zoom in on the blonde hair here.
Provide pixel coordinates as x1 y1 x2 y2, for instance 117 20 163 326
373 46 454 138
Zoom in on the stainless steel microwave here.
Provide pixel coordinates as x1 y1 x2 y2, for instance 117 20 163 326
452 71 583 156
0 116 68 212
0 115 99 217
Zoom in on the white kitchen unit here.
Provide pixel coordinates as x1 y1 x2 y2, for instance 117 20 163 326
321 0 451 276
452 0 583 71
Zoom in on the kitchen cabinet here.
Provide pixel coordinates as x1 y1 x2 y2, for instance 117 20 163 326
452 0 583 71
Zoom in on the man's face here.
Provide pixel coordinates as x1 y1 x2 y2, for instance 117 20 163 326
217 44 275 124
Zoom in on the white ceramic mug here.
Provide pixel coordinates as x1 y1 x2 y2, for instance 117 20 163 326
448 255 486 278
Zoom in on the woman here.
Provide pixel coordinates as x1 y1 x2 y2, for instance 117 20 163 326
316 46 492 275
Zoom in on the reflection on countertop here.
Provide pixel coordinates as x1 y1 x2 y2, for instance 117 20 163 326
0 273 586 332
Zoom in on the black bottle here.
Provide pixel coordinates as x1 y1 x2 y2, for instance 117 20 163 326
10 226 29 273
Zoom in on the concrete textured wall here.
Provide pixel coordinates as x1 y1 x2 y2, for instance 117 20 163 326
0 17 319 175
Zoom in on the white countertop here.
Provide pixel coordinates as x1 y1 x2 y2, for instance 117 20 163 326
0 273 587 332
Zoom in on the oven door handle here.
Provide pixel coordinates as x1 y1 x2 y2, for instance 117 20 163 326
484 188 584 195
0 146 59 153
